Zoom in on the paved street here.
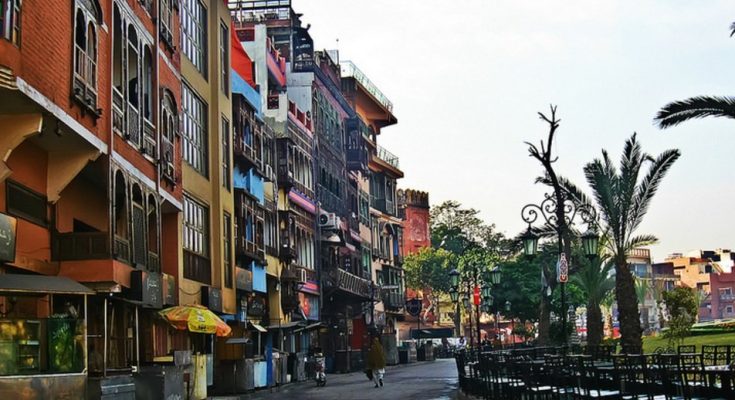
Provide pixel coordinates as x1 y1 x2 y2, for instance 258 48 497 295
240 359 459 400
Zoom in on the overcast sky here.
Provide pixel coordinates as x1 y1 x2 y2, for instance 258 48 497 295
298 0 735 262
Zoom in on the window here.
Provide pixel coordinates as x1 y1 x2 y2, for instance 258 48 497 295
6 180 46 226
219 22 229 95
223 212 232 288
726 306 734 314
183 195 210 283
72 1 101 113
222 116 230 190
181 0 206 74
1 0 21 45
159 0 174 49
182 84 208 175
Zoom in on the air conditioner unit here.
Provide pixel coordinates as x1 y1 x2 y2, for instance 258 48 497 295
318 211 339 230
297 268 308 284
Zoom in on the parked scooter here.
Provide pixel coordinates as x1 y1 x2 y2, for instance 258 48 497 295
314 352 326 387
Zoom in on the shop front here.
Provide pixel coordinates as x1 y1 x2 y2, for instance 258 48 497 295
0 274 93 399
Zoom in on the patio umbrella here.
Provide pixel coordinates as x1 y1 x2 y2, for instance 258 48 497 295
159 304 231 337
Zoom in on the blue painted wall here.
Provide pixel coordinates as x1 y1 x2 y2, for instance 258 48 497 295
252 261 267 293
233 165 265 205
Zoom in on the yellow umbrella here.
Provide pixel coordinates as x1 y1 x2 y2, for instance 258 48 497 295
159 304 232 337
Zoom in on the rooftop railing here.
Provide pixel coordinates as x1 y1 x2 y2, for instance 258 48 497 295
341 61 393 112
377 145 400 169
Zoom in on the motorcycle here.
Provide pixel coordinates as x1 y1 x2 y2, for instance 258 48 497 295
314 352 326 387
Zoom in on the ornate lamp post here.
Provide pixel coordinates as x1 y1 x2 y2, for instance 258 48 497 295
520 194 599 347
448 265 499 347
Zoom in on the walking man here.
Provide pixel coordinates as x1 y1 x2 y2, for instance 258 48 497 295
367 337 386 388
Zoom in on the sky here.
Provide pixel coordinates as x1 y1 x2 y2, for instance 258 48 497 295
297 0 735 262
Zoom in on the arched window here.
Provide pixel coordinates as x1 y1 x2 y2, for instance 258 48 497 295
127 25 140 144
72 0 101 113
131 184 146 266
147 194 159 271
161 89 178 183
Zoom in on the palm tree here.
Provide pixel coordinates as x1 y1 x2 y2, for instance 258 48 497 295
583 134 680 352
572 258 614 346
655 23 735 128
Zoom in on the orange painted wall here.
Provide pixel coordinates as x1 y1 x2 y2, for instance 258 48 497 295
56 175 108 233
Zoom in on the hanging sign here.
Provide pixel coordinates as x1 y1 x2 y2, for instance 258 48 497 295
406 298 422 317
473 286 481 306
557 253 569 283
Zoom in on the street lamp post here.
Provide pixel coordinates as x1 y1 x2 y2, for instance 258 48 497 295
448 266 500 348
520 194 598 347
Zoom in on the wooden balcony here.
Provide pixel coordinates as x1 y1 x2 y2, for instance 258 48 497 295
323 265 372 300
236 236 265 264
52 232 160 272
372 198 395 216
183 250 211 285
381 290 404 310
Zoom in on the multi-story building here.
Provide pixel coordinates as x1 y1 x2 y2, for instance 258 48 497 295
665 252 724 294
627 249 678 331
0 0 185 396
341 59 403 366
708 271 735 320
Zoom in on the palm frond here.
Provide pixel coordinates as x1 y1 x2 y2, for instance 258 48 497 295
626 234 658 250
584 160 620 242
536 174 595 209
628 148 681 233
619 134 644 240
731 21 735 37
654 96 735 128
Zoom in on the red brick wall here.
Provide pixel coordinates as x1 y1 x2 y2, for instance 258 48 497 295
0 0 112 143
403 206 431 255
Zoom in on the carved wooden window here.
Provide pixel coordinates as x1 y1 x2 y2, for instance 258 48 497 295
72 0 101 115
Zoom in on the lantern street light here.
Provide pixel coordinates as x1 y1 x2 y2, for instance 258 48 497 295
448 264 501 348
520 192 599 347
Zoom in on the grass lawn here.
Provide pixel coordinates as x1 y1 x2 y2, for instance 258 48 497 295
642 332 735 353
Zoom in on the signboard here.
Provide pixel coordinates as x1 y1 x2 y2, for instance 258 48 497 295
557 253 569 283
201 286 222 313
248 296 266 317
0 213 17 262
406 298 422 317
130 270 163 309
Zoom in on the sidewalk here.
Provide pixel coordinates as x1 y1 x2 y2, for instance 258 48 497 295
208 360 442 399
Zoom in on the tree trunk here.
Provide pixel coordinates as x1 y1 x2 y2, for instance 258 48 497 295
537 294 551 345
615 259 643 352
586 301 603 347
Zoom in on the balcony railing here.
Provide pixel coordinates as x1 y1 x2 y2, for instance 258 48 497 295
372 198 395 216
127 104 141 146
324 267 372 299
629 248 651 260
381 290 404 310
341 61 393 112
376 145 400 170
236 236 265 263
720 293 734 302
54 232 110 261
114 236 131 264
183 250 211 284
318 186 344 215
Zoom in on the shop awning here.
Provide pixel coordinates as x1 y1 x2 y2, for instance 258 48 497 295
266 321 303 330
249 322 267 333
293 322 324 333
0 274 95 295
